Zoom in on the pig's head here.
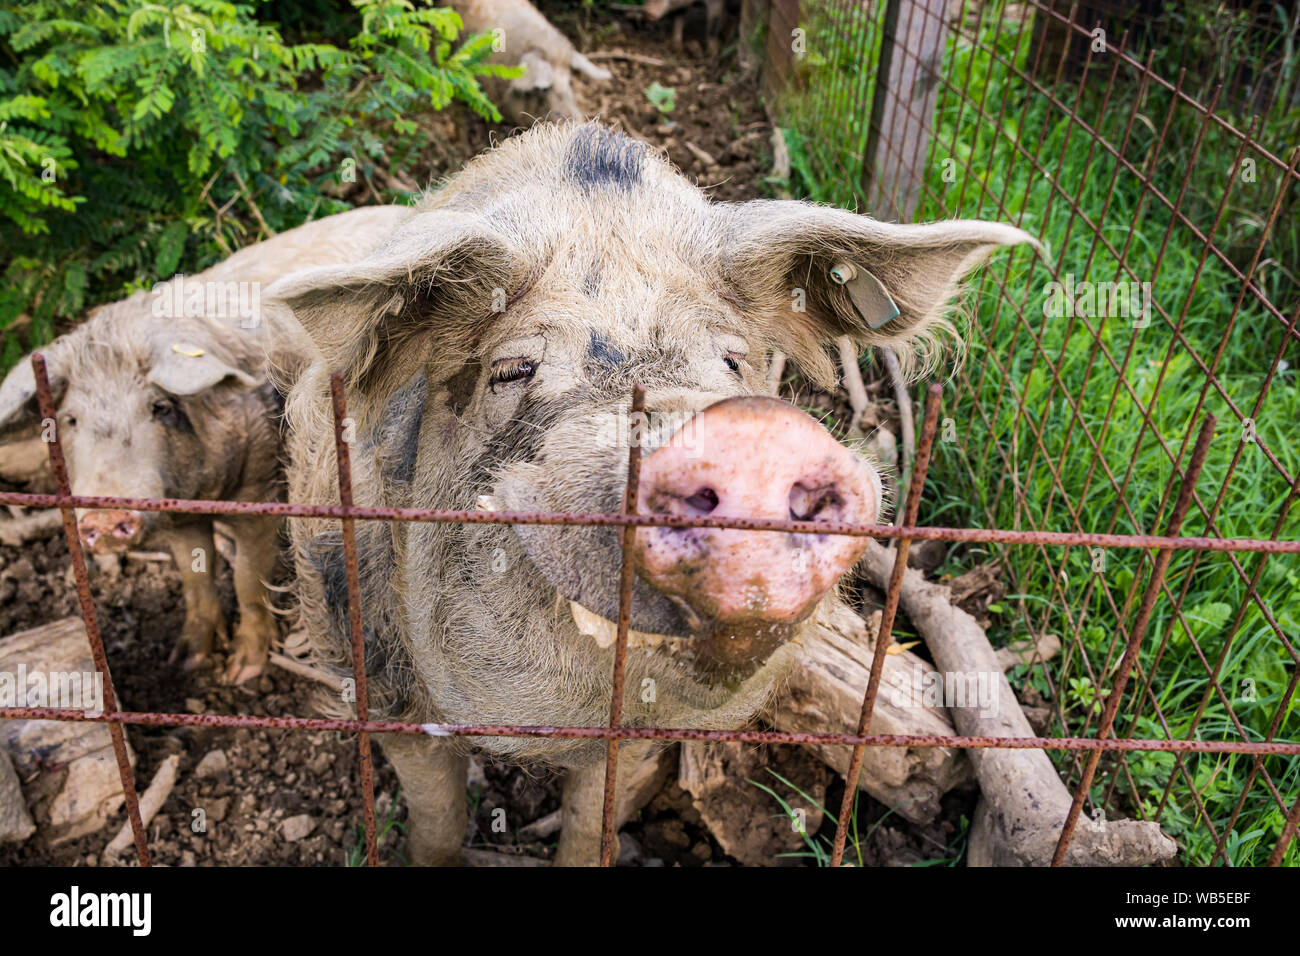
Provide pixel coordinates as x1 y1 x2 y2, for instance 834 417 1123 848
276 123 1034 685
0 296 264 552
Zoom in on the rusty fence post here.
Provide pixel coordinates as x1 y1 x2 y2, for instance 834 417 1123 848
330 372 379 867
30 353 151 866
1051 414 1218 865
830 383 944 866
599 383 648 866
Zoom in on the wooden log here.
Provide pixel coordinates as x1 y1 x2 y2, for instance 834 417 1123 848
103 753 179 862
858 542 1177 866
766 602 972 825
0 617 135 845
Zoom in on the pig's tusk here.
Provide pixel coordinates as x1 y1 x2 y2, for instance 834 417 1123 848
568 600 679 652
475 494 504 512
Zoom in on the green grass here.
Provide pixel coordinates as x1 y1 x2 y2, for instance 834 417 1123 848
774 0 1300 866
750 770 968 866
345 786 407 866
773 0 886 209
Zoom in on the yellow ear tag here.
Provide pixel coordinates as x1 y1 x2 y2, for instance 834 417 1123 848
172 343 206 358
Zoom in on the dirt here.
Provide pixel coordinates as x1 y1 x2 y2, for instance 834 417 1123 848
0 5 959 868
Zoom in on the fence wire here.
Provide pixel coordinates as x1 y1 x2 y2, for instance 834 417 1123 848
1 0 1297 867
765 0 1299 866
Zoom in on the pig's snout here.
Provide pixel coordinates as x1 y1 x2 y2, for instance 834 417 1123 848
78 509 144 552
633 397 880 660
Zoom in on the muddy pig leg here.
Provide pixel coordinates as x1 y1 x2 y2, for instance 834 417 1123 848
164 521 228 671
223 515 280 685
380 733 468 865
554 741 667 867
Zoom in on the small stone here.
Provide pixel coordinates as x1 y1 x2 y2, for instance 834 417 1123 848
206 797 229 823
617 833 643 866
194 750 228 778
3 558 35 582
281 814 315 842
184 698 206 714
308 752 333 775
0 749 35 844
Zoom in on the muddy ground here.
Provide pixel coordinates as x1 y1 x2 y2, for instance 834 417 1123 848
0 5 986 867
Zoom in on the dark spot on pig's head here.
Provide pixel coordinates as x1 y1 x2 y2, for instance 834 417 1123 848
359 372 427 489
564 125 644 192
586 332 626 369
444 362 480 417
467 388 585 491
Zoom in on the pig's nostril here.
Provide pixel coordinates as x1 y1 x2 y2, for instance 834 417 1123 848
789 483 842 522
82 528 99 546
114 521 135 539
684 488 719 515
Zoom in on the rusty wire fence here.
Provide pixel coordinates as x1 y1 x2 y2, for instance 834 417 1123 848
0 0 1298 868
763 0 1300 865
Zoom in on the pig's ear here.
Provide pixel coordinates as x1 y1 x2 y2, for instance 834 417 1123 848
718 201 1041 384
147 343 258 396
268 211 518 399
0 345 70 439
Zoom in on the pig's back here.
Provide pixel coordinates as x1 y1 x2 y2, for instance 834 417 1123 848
203 205 412 289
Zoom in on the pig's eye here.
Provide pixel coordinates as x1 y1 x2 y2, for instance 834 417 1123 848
151 398 176 420
724 355 741 373
489 358 538 389
63 414 77 428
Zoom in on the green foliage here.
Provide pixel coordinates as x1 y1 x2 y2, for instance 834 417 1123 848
0 0 515 367
643 81 675 114
777 0 1299 866
749 770 968 866
773 0 886 208
345 784 406 866
914 0 1300 868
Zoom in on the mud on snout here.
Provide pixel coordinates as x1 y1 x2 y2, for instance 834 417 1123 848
491 393 883 682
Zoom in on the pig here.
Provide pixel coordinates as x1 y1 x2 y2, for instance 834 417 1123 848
269 122 1034 864
0 205 408 684
643 0 726 51
446 0 611 123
